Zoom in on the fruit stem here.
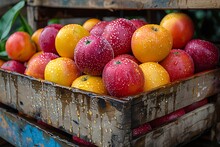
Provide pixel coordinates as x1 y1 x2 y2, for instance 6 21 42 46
85 40 91 45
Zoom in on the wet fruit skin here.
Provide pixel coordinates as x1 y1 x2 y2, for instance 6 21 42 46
82 18 101 32
90 21 109 36
160 12 194 49
74 35 114 76
102 18 136 56
184 39 219 73
1 60 26 74
130 18 147 29
160 49 195 82
31 28 43 51
131 24 173 63
102 57 144 98
6 31 36 62
25 52 59 79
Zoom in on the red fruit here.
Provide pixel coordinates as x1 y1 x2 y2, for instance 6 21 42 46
149 108 185 128
102 18 136 56
130 18 147 29
72 136 96 147
132 123 152 138
184 98 208 113
39 24 63 54
160 49 194 82
115 54 140 64
74 35 114 75
184 39 219 73
1 60 26 74
90 21 109 36
102 57 144 97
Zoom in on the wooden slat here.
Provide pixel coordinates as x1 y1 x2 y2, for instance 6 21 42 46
0 105 76 147
0 0 19 8
27 0 220 9
131 103 216 147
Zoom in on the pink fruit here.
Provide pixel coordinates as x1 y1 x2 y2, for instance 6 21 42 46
132 123 152 138
74 35 114 75
90 21 109 36
184 98 208 113
130 18 147 29
115 54 140 65
1 60 26 74
149 108 185 128
102 18 136 56
184 39 219 73
39 24 63 54
160 49 194 82
102 57 144 97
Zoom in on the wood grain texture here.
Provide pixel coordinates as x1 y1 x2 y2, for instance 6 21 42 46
132 104 216 147
27 0 220 9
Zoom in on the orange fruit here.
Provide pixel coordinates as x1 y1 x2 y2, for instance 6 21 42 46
0 59 5 67
44 57 81 86
31 28 44 51
139 62 170 91
6 31 36 62
55 24 90 59
82 18 101 31
71 75 107 95
131 24 173 63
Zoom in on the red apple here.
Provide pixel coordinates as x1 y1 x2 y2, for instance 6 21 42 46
160 49 194 82
102 18 136 56
160 12 194 49
115 54 140 64
184 98 208 113
130 18 147 29
1 60 26 74
90 21 109 36
184 39 219 73
149 108 185 128
74 35 114 75
39 24 63 54
132 123 152 138
102 57 144 97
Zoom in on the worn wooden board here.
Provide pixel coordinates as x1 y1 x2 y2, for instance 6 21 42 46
27 0 220 9
0 104 76 147
1 0 19 8
132 103 216 147
0 68 219 146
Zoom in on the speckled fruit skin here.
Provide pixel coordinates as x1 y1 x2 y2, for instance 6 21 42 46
74 35 114 75
90 21 109 36
184 39 219 73
130 18 147 29
25 52 59 79
1 60 26 74
116 54 140 64
102 57 144 98
39 24 63 54
102 18 136 56
160 49 195 82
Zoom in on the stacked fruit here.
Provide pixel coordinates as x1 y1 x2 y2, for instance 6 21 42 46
1 12 219 99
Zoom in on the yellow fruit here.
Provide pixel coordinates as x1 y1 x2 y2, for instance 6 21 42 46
82 18 101 31
71 75 107 95
44 57 81 86
0 59 5 67
139 62 170 91
55 24 90 59
31 28 43 51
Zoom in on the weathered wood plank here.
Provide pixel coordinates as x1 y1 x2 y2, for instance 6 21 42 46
131 103 216 147
27 0 220 9
130 69 220 128
0 105 76 147
0 0 20 9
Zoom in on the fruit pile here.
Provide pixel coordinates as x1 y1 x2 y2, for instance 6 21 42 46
0 12 219 98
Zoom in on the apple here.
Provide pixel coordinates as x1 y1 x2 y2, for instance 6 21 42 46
25 52 59 79
160 12 194 49
74 35 114 75
149 108 185 128
102 18 136 56
130 18 147 29
184 98 208 113
102 57 144 97
132 123 152 138
184 39 219 73
116 54 140 64
1 60 26 74
39 24 63 54
90 21 109 36
160 49 195 82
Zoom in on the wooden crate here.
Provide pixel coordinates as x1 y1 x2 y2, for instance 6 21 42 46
0 68 219 146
